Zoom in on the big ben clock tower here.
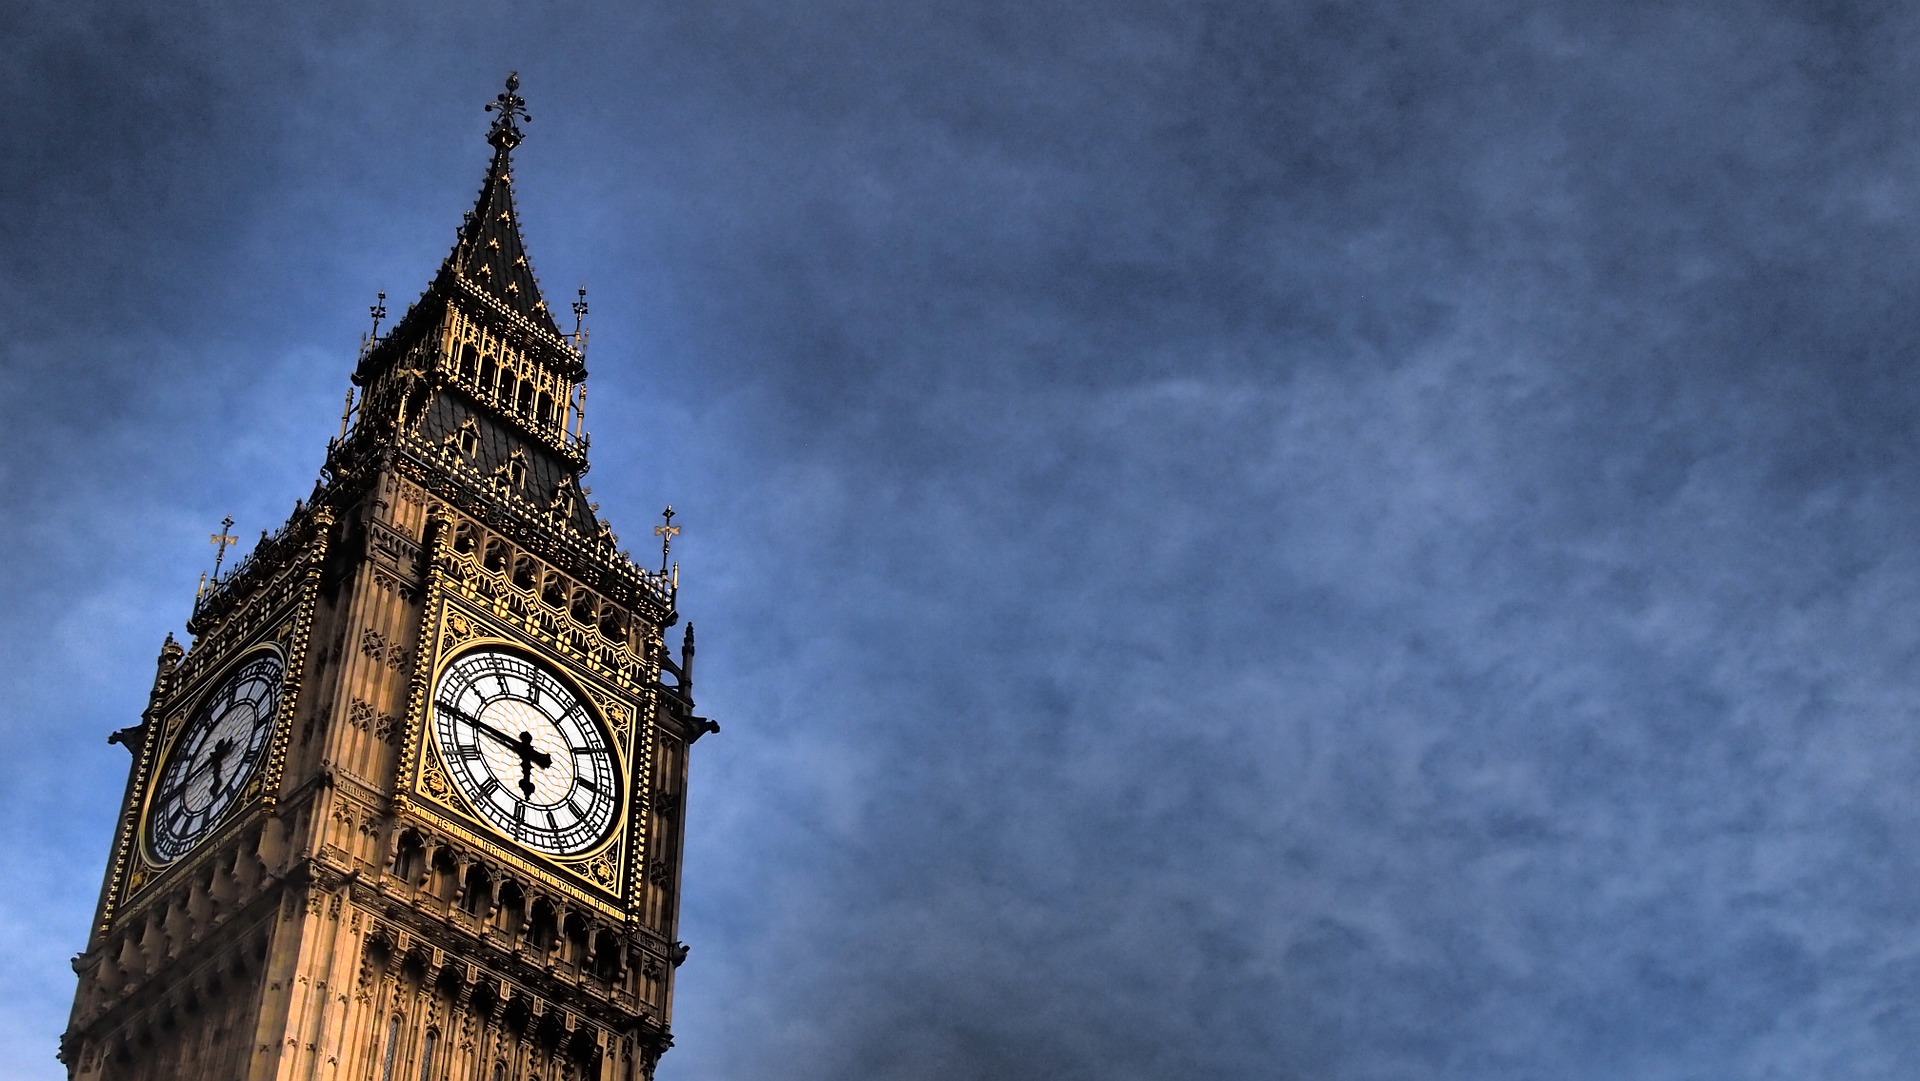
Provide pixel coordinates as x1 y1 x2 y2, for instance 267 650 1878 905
60 74 715 1081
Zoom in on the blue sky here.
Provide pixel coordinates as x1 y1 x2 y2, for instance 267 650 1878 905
7 2 1920 1078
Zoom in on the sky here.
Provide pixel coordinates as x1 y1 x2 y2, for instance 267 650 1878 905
5 1 1920 1078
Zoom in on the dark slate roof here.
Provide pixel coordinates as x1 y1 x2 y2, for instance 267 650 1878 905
444 144 562 336
418 388 600 537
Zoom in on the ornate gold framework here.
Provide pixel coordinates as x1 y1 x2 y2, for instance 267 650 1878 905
393 523 657 918
134 642 291 866
106 604 311 920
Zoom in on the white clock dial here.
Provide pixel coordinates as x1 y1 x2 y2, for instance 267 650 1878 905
431 648 620 856
146 651 286 863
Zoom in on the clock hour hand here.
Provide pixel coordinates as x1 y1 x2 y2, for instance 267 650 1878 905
205 736 235 793
160 734 238 803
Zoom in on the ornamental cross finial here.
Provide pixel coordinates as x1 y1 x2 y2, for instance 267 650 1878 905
486 71 531 150
368 291 387 338
210 515 239 580
655 506 680 573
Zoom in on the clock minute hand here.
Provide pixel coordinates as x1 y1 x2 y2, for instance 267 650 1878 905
437 700 554 769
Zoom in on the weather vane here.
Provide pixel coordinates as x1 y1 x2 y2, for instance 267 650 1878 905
655 506 680 573
486 71 531 148
368 291 387 338
210 515 239 579
573 286 589 339
199 514 240 599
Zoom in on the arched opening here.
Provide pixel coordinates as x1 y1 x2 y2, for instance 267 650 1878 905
392 831 426 885
428 848 459 902
527 898 558 952
494 879 527 938
451 522 479 555
568 1029 604 1081
563 913 591 969
478 354 498 396
483 538 511 574
379 1014 403 1081
458 342 479 383
569 588 596 626
460 864 493 917
597 605 626 643
543 572 569 611
515 378 535 416
592 931 623 983
511 555 538 591
537 390 555 427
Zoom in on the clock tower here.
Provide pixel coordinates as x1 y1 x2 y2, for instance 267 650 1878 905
60 74 715 1081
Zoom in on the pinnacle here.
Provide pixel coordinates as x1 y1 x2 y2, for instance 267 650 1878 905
444 74 560 335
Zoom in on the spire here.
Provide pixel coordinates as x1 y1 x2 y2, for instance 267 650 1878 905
445 72 560 335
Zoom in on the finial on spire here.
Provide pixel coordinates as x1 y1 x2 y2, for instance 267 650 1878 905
572 286 591 356
655 506 680 573
486 71 531 151
210 515 239 580
358 291 388 363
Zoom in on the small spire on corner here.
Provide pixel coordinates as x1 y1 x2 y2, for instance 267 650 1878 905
358 291 387 363
572 286 591 358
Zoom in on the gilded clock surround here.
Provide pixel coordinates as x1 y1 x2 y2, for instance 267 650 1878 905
403 594 652 906
141 644 292 865
62 75 714 1081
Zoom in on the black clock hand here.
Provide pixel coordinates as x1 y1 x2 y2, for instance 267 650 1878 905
516 732 539 799
205 736 235 793
437 700 555 786
159 734 240 803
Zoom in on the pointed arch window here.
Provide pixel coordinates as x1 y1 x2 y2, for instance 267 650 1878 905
418 1029 438 1081
380 1015 403 1081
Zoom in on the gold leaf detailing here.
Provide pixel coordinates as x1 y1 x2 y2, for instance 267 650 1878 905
422 757 451 801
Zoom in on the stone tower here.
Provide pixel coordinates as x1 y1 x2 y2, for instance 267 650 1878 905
61 74 715 1081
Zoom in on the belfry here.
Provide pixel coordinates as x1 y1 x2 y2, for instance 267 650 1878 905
61 74 715 1081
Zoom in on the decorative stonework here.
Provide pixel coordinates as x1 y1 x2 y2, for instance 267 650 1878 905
359 629 410 670
66 78 696 1081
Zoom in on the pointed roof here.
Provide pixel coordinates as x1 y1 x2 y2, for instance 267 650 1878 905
444 73 561 336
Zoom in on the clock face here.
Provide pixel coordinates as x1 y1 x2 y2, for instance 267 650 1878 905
431 648 621 856
146 651 286 863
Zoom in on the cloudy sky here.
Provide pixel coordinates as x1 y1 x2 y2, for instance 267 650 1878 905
8 2 1920 1078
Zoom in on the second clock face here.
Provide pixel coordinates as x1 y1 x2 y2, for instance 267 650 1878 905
147 650 286 863
431 648 620 856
